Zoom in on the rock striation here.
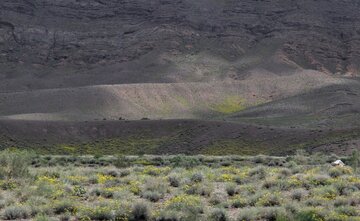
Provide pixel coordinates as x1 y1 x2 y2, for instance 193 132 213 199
0 0 360 92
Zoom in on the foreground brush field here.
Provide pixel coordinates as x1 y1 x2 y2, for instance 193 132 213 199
0 150 359 221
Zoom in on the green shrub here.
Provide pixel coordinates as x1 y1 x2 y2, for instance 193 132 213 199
208 208 229 221
0 200 7 209
164 194 204 215
168 175 181 187
72 185 87 197
284 202 300 215
349 150 359 172
3 205 31 220
252 155 266 164
234 175 244 184
131 201 150 221
260 207 288 221
249 166 266 179
114 155 129 168
114 205 131 221
255 193 282 207
83 206 114 220
190 173 204 183
141 178 168 201
335 206 358 216
291 189 307 201
295 209 324 221
225 183 237 196
348 197 360 206
309 174 330 186
119 169 131 177
184 183 212 196
279 168 292 177
331 166 353 177
59 212 71 221
333 197 349 207
105 169 118 177
237 207 288 221
34 214 57 221
305 197 326 207
236 208 257 221
262 179 278 190
209 192 228 205
0 180 17 190
333 181 358 196
293 149 309 165
53 200 77 214
312 186 338 200
156 209 183 221
171 155 201 168
0 149 33 180
231 196 248 208
141 191 162 202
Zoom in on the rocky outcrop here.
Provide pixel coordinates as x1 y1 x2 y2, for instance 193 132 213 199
1 0 360 91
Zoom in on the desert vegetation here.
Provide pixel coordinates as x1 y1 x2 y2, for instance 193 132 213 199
0 149 359 221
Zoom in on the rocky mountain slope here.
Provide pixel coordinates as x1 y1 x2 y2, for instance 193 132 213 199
1 0 360 155
1 0 360 92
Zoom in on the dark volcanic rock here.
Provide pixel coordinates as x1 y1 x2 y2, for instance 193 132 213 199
1 0 360 91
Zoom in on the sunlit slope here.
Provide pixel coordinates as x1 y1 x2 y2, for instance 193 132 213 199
0 71 345 121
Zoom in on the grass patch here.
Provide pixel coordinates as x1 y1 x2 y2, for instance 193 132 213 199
210 95 246 114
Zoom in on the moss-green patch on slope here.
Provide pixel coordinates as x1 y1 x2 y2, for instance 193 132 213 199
210 95 246 114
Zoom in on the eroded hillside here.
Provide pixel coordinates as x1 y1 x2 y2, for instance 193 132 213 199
1 0 360 155
1 0 360 92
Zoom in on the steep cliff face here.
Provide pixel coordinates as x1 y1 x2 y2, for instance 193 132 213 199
1 0 360 92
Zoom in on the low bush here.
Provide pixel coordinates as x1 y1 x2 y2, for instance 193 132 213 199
290 189 307 201
190 173 204 183
279 168 292 177
34 214 58 221
335 206 358 216
141 191 162 202
225 183 237 196
209 191 228 205
141 178 168 201
237 207 288 221
328 167 352 178
3 205 31 220
171 155 201 168
0 149 33 180
156 209 182 221
131 201 150 221
231 196 248 208
295 209 324 221
114 155 129 168
53 200 77 214
184 183 212 196
249 166 266 179
208 208 229 221
234 175 244 184
312 186 338 200
164 194 204 215
255 192 282 207
83 206 114 220
168 174 181 187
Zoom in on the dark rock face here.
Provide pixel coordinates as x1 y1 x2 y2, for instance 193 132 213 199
1 0 360 91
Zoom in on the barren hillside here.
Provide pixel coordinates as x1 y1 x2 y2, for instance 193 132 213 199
0 71 346 121
1 0 360 155
1 0 360 92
